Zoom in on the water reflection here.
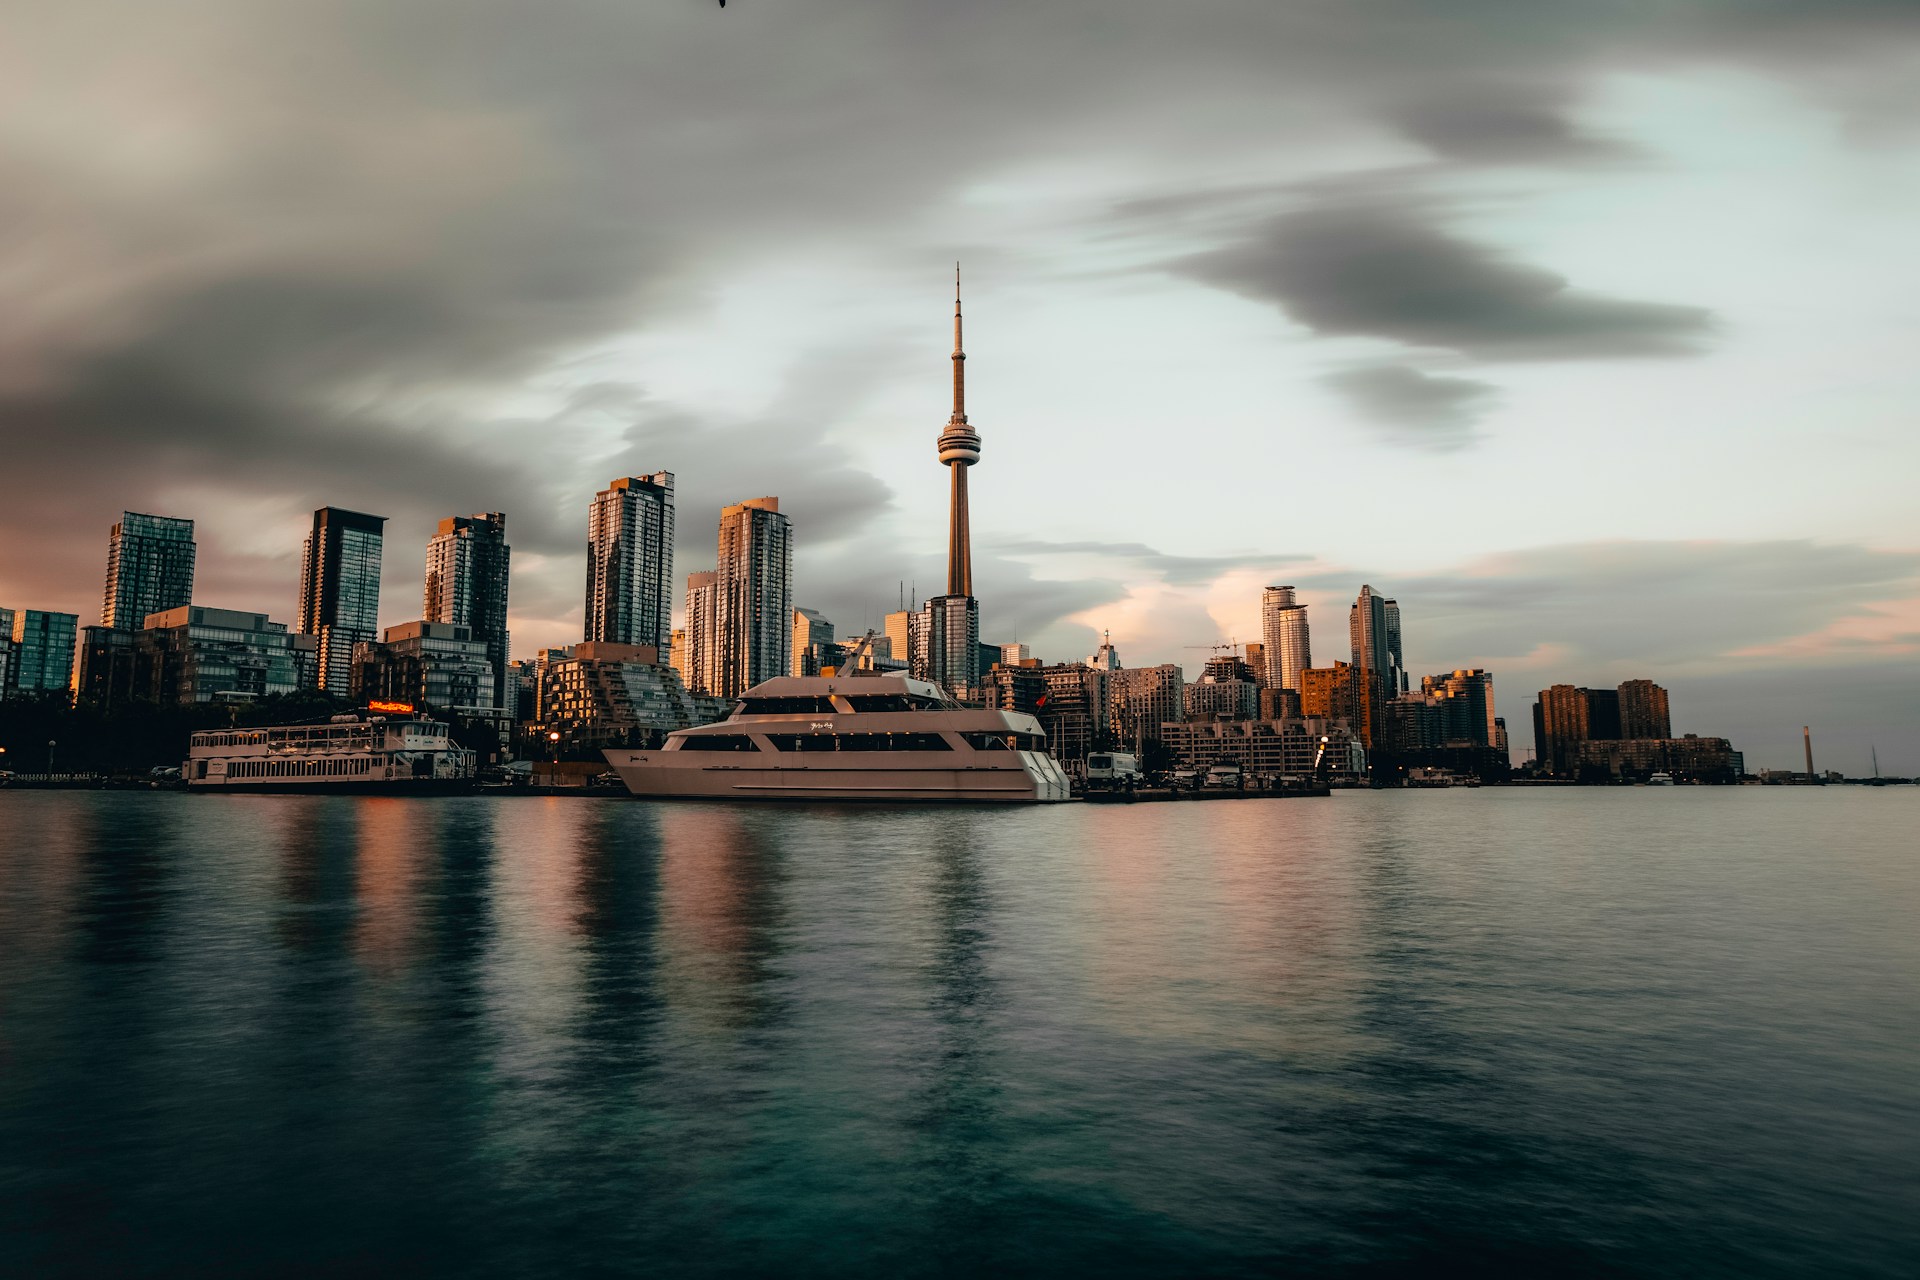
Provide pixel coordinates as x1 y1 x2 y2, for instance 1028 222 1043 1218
273 797 362 957
656 806 790 1033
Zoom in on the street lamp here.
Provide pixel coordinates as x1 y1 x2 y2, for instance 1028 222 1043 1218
48 739 57 777
548 730 561 767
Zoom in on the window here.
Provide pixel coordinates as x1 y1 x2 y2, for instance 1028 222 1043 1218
764 735 843 752
738 696 837 715
963 733 1014 752
679 735 761 752
835 733 953 752
841 694 914 713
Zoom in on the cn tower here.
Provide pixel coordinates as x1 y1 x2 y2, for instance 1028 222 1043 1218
938 263 981 596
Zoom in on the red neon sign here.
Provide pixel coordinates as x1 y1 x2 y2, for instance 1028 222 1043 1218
368 700 416 715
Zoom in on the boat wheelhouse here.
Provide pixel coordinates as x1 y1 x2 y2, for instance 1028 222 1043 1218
602 675 1071 802
186 713 476 792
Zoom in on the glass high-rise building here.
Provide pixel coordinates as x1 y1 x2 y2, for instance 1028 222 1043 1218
1260 586 1311 692
103 512 196 630
1383 598 1405 695
297 507 386 694
6 609 79 696
424 513 511 708
684 572 718 694
712 498 792 699
585 473 674 651
922 594 980 697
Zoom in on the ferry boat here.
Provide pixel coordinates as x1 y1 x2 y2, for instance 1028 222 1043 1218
602 675 1072 802
186 711 476 793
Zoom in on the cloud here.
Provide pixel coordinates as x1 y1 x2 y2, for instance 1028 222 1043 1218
1183 204 1715 359
1322 363 1500 450
993 538 1311 587
1388 82 1633 163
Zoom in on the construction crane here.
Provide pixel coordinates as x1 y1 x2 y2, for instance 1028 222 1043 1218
1183 641 1242 655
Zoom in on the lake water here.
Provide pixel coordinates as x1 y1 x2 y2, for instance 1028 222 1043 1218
1 789 1915 1277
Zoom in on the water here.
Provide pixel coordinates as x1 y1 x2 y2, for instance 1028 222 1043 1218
0 789 1915 1277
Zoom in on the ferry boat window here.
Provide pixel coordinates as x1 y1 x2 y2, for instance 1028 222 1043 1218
763 735 842 752
679 735 762 752
836 733 953 752
962 733 1013 751
840 695 914 712
738 696 838 715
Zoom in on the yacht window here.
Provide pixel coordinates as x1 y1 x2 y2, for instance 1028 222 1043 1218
962 733 1014 751
835 733 953 752
763 735 843 752
738 696 838 715
841 694 914 713
679 735 762 752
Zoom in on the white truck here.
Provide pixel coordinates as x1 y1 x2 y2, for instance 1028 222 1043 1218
1085 751 1144 789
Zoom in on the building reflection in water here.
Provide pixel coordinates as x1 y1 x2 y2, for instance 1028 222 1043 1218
351 797 438 976
568 801 666 1077
654 806 790 1035
273 796 364 958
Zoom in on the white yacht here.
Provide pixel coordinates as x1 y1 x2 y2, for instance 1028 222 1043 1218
602 675 1072 802
186 711 476 793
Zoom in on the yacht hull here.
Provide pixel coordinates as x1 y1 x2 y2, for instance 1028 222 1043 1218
602 750 1072 803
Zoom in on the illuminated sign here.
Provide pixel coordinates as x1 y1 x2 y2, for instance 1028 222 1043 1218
368 700 416 715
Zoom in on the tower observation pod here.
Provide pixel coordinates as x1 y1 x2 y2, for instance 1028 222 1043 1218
938 263 982 597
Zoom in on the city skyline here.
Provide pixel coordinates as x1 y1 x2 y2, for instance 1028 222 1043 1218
2 4 1917 771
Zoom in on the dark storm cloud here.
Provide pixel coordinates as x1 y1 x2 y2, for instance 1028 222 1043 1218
1184 205 1715 359
1322 363 1499 450
2 0 1916 637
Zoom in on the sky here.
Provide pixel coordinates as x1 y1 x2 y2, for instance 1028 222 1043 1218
1 0 1917 772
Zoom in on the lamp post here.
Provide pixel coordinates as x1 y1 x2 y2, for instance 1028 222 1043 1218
48 739 57 777
548 730 561 784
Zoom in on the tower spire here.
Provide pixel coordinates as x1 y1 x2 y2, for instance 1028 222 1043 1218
951 261 966 422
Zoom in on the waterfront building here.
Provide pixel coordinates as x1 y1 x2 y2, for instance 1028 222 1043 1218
886 609 922 680
531 641 728 752
668 628 689 687
921 594 980 700
1585 687 1622 741
1259 686 1303 720
1242 641 1267 688
1534 684 1590 775
1001 643 1031 666
1035 663 1112 766
296 507 386 694
1349 585 1395 703
685 571 718 694
102 512 196 630
1185 654 1259 721
424 513 511 708
5 609 79 697
1383 598 1406 695
1420 669 1497 747
0 609 13 693
1108 663 1184 751
1160 718 1367 781
585 473 675 651
352 621 497 714
84 606 305 705
983 663 1048 718
713 497 793 700
1260 587 1311 692
1300 661 1363 726
1618 679 1672 740
792 607 835 678
1575 735 1740 784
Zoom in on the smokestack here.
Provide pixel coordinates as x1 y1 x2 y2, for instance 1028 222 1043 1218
1803 726 1815 782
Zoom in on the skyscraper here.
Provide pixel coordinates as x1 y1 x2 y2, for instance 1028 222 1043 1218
297 507 385 694
1383 597 1405 695
885 608 921 677
923 264 984 697
792 606 834 677
1534 684 1590 775
713 497 793 699
1260 586 1311 692
1618 679 1672 740
1348 585 1392 750
1242 641 1266 687
102 512 196 630
685 571 718 694
424 513 511 708
4 609 78 697
585 472 674 651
